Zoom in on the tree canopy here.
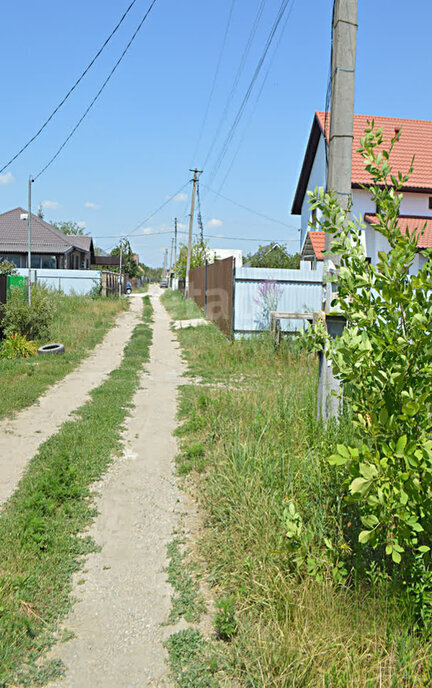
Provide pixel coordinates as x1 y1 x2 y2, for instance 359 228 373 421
245 243 300 269
173 238 211 280
110 239 141 278
53 221 89 236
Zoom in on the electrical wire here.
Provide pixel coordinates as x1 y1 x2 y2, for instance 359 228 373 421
33 0 158 181
202 0 267 169
216 0 295 194
205 0 294 189
127 182 189 236
191 0 237 163
0 0 139 175
201 183 297 229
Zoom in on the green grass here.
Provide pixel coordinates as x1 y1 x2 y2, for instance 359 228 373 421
0 293 128 420
166 539 205 623
164 630 219 688
161 289 203 321
0 296 153 687
163 291 432 688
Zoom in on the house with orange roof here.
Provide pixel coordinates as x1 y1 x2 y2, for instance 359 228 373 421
292 111 432 273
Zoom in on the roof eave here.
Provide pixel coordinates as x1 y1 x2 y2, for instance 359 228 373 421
291 114 325 215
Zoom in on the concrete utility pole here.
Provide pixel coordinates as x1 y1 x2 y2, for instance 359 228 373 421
169 237 174 277
185 168 202 299
318 0 357 423
118 239 123 297
325 0 358 260
163 247 168 279
174 217 178 266
27 176 33 304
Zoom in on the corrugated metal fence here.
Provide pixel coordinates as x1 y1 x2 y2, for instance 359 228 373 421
189 257 234 337
188 261 323 339
17 268 101 295
233 265 324 338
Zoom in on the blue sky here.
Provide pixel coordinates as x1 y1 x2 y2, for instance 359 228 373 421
0 0 431 266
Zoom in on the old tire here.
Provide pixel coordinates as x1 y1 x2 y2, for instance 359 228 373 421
38 343 65 356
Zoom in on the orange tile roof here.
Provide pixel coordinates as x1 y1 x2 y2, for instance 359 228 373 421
308 230 325 259
316 111 432 191
364 214 432 249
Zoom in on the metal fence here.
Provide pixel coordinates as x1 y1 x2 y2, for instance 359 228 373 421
233 265 324 338
17 268 101 295
187 261 323 339
189 257 234 337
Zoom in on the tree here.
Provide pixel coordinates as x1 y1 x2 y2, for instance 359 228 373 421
110 239 141 278
53 221 89 236
174 238 211 280
139 263 162 282
307 123 432 626
245 243 300 269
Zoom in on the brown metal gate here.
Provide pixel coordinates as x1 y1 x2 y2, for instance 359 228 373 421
188 256 234 337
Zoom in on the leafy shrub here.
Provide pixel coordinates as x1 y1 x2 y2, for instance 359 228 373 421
0 260 17 275
213 596 237 640
308 123 432 624
0 333 37 359
1 286 55 341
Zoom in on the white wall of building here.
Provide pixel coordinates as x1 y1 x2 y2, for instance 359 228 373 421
300 134 327 248
208 248 243 268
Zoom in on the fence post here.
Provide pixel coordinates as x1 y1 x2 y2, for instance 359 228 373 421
204 260 208 317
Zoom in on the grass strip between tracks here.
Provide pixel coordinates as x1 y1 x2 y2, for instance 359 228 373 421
0 295 153 687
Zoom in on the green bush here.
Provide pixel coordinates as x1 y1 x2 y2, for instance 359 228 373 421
0 333 38 359
308 123 432 626
1 286 55 341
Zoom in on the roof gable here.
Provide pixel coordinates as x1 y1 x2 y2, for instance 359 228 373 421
364 214 432 250
292 112 432 215
0 208 92 254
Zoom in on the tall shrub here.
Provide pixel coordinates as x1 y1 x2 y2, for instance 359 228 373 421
1 286 55 341
309 124 432 625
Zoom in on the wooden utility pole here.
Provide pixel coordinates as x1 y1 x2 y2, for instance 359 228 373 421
185 168 202 299
318 0 357 423
169 237 174 282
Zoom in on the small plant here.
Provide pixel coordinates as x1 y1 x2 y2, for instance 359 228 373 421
254 279 283 330
213 596 237 641
2 285 55 341
0 259 17 275
0 333 37 359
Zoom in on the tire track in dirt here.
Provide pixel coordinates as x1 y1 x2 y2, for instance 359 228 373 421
47 287 184 687
0 295 144 509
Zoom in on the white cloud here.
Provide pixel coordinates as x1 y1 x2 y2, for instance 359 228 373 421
142 227 153 235
215 233 224 239
85 201 101 210
207 218 222 228
77 221 86 229
0 172 14 186
42 200 61 209
165 192 188 202
178 222 187 230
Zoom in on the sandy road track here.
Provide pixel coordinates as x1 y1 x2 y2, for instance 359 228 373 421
48 288 184 687
0 295 143 508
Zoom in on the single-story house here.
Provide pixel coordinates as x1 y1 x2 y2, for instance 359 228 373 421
0 207 95 269
292 112 432 273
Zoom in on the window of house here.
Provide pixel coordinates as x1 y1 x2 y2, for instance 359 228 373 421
0 254 22 267
310 208 317 226
428 197 432 210
42 255 57 269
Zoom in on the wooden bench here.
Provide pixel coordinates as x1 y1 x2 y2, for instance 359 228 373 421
270 311 315 346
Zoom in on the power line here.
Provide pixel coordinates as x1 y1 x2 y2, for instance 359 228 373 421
203 0 267 169
201 183 297 229
0 0 139 175
127 182 189 236
206 0 294 189
191 0 237 163
33 0 158 181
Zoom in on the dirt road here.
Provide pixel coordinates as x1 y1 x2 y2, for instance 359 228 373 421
48 287 183 687
0 296 143 508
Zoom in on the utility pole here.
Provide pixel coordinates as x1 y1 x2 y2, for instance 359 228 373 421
27 176 33 304
318 0 358 423
169 237 174 277
163 247 168 279
118 239 123 297
325 0 358 262
174 217 178 266
185 168 202 299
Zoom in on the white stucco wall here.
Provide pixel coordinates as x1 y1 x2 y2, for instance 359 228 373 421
300 134 327 249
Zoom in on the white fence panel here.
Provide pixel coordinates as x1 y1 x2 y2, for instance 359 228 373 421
17 269 101 295
233 265 324 338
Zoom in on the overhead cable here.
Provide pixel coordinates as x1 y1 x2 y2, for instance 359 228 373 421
33 0 158 180
0 0 139 175
127 182 189 236
201 183 297 229
206 0 294 188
